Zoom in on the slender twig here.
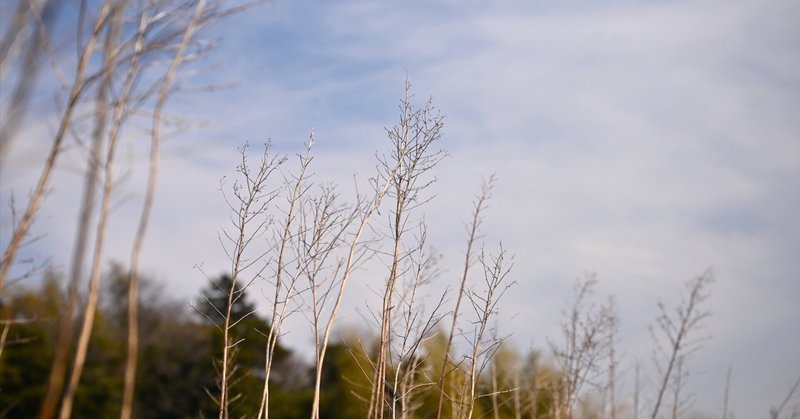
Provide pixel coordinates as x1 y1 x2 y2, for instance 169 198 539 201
59 3 128 418
650 270 713 419
436 175 494 419
0 0 113 292
122 1 208 418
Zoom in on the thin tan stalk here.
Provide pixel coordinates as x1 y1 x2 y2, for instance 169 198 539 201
217 144 285 419
0 0 29 74
257 139 314 419
370 169 405 419
57 3 127 418
670 356 685 419
38 89 103 416
608 301 618 419
309 155 402 419
0 0 113 292
310 84 437 419
722 365 732 419
309 176 393 419
302 188 350 419
38 2 112 413
462 247 513 419
0 0 60 160
436 175 494 419
513 369 522 419
649 271 713 419
770 375 800 419
121 1 206 418
388 224 445 419
491 361 500 419
0 321 10 360
550 275 616 419
370 81 445 419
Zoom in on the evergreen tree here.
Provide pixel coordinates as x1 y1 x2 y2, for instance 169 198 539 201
196 274 298 416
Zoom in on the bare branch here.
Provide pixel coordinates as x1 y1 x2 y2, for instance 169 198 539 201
369 79 446 419
649 270 714 419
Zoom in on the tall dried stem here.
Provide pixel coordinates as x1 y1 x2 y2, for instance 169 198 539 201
0 0 113 292
369 81 445 419
297 187 352 418
216 144 285 419
721 364 732 419
58 3 129 417
770 375 800 419
0 0 61 160
435 175 495 419
649 270 713 419
255 138 315 419
306 161 398 419
460 246 513 419
37 1 112 413
669 356 686 419
121 1 208 418
607 298 619 419
550 274 616 419
387 225 445 419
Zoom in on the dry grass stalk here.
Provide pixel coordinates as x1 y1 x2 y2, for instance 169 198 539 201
436 175 495 419
649 270 713 419
368 80 445 419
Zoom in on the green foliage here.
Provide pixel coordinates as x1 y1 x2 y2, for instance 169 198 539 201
0 268 596 419
317 339 373 419
0 277 59 417
73 308 125 417
196 274 296 415
0 274 124 418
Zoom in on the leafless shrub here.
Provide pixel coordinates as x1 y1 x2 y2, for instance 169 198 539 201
386 226 446 419
303 124 402 419
436 175 495 419
301 181 367 419
255 137 323 419
367 80 446 419
649 270 713 419
457 245 514 419
210 143 285 419
549 274 617 419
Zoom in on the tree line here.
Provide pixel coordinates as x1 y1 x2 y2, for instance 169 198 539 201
0 261 730 418
1 266 356 418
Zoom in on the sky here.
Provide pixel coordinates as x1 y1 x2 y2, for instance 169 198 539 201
2 0 800 417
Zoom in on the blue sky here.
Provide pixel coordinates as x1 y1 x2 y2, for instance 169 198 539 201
3 0 800 417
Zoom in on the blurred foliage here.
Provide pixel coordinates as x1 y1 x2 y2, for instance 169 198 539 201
0 267 578 418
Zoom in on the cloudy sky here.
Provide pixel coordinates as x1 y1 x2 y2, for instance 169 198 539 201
3 0 800 417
